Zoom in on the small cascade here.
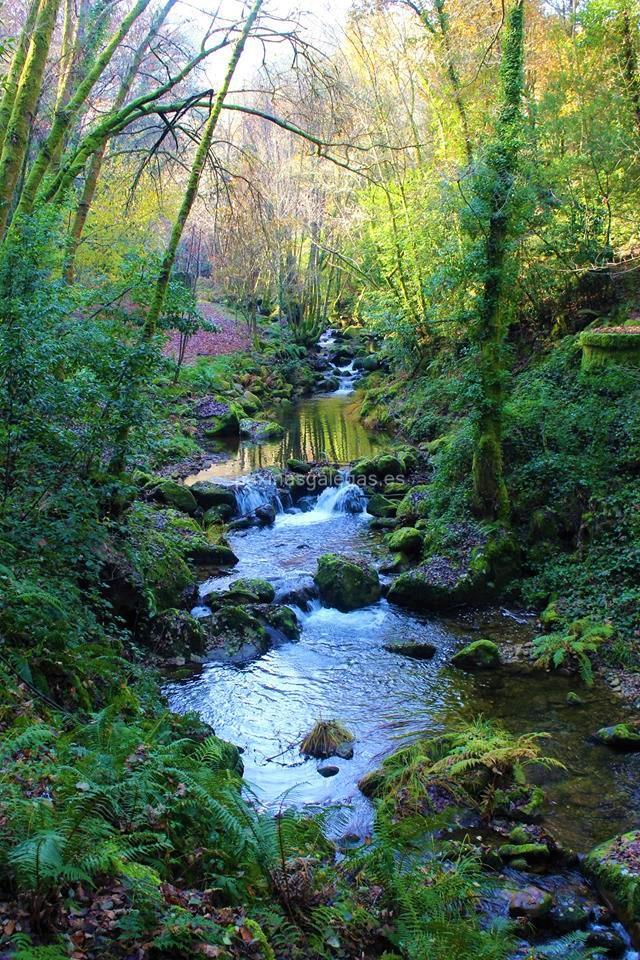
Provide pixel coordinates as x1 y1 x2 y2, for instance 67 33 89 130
233 472 284 517
315 482 367 515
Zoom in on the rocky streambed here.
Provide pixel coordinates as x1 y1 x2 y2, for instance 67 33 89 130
160 330 640 958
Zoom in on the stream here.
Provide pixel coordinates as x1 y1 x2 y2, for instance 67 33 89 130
165 333 640 954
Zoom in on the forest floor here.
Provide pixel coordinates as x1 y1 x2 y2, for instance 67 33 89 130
163 301 251 361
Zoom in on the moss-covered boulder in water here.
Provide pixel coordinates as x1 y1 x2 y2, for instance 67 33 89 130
315 554 381 612
367 493 397 518
203 605 269 664
387 526 423 557
188 481 237 511
148 478 198 515
396 484 430 522
239 418 284 441
225 578 275 604
594 721 640 750
451 639 501 671
262 605 301 640
387 568 483 610
585 831 640 933
146 609 206 657
202 504 234 525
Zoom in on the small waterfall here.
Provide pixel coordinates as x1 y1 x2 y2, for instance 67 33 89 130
315 482 367 515
234 473 284 517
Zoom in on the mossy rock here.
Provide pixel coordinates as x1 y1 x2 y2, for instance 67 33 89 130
451 638 501 671
376 454 403 478
585 831 640 930
508 886 553 920
148 478 198 515
387 569 484 611
187 526 239 567
567 691 585 707
580 329 640 369
225 578 275 604
350 457 377 485
384 481 410 496
386 526 423 557
540 600 563 632
188 481 237 511
499 842 550 862
262 604 301 640
202 504 234 525
315 553 381 612
367 493 397 518
201 408 240 438
241 391 262 414
493 784 545 823
594 721 640 750
287 458 313 474
396 485 430 522
239 418 284 441
146 609 206 657
204 605 269 663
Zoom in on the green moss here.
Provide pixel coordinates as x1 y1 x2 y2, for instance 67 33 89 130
451 639 501 671
189 481 237 511
585 831 640 923
262 605 300 640
386 526 423 556
315 553 381 611
147 478 197 515
396 484 431 521
367 493 397 518
225 578 275 604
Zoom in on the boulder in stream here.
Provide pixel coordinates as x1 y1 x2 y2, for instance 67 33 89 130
508 885 554 920
451 639 501 671
188 480 237 511
383 641 436 660
594 721 640 750
386 526 423 557
315 553 381 611
585 831 640 938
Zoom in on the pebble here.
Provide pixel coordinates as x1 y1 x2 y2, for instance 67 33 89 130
317 765 340 778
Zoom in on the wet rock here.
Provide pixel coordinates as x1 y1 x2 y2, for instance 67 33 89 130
508 886 553 920
586 928 626 955
334 743 354 760
387 565 485 611
189 481 237 511
187 541 239 567
499 842 550 863
202 504 234 525
255 503 276 526
274 576 318 612
367 493 397 518
147 478 198 515
396 484 431 522
386 526 423 557
239 418 285 441
287 459 313 473
358 769 384 798
146 609 206 658
451 638 501 671
203 605 270 664
383 641 436 660
318 765 340 778
315 553 381 612
548 893 591 932
585 831 640 931
262 604 301 641
225 578 276 604
567 691 585 707
594 721 640 749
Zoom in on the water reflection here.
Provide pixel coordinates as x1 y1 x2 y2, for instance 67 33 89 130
189 393 386 481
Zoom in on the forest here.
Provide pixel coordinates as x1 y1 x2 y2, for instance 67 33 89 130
0 0 639 957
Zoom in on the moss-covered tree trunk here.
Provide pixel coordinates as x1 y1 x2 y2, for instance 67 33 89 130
0 0 42 160
620 4 640 135
471 0 525 520
144 0 264 336
62 0 177 283
0 0 62 241
10 0 152 227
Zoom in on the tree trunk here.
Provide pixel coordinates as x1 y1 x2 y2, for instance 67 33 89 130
10 0 152 228
145 0 264 336
0 0 62 241
62 0 177 282
620 5 640 135
471 0 525 520
0 0 41 159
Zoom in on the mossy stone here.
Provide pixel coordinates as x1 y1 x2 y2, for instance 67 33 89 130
262 605 301 640
383 641 436 660
149 479 198 515
315 553 381 612
386 526 423 556
367 493 397 518
202 504 234 525
146 609 206 657
451 639 501 671
387 570 483 611
396 485 430 521
188 481 237 511
595 722 640 750
226 578 275 604
585 831 640 927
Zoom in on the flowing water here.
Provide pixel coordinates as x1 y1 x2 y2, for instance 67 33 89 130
166 336 640 864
